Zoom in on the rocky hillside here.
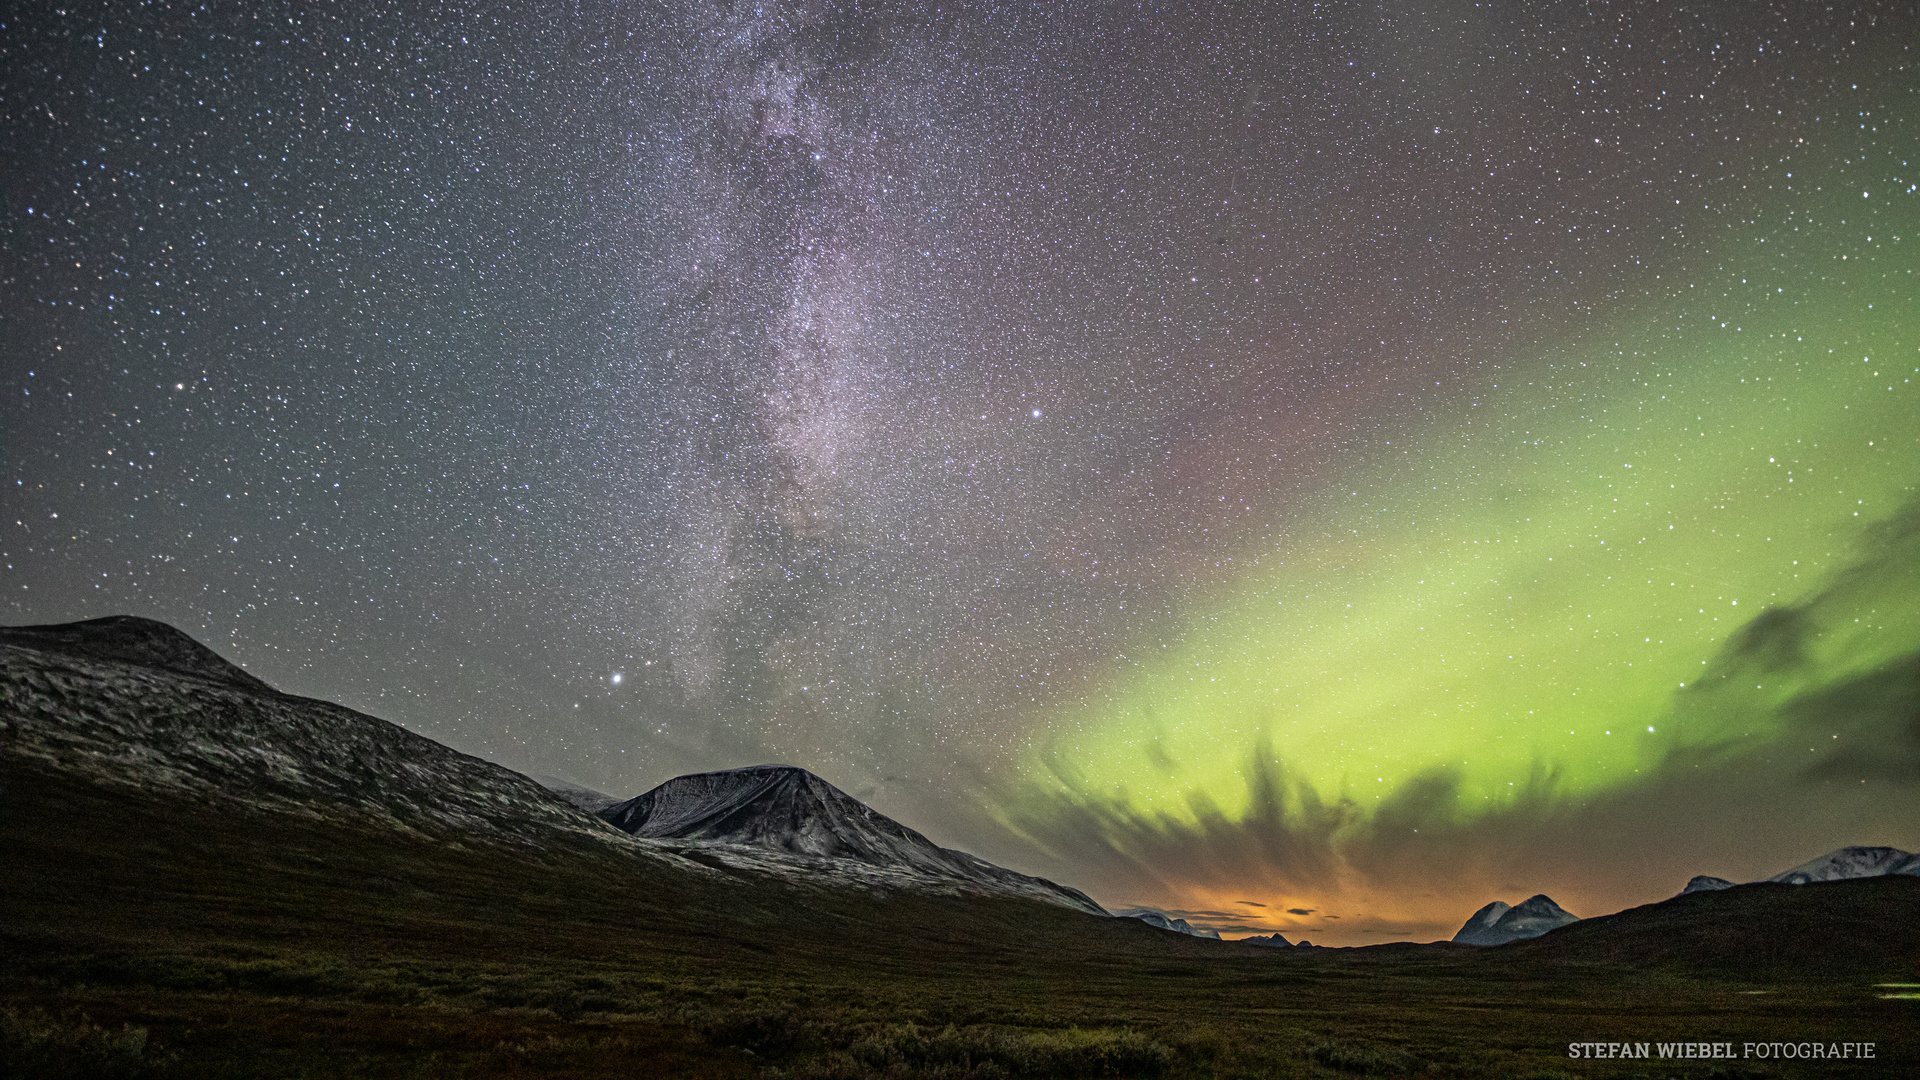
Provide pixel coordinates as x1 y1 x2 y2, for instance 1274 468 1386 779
1 617 692 862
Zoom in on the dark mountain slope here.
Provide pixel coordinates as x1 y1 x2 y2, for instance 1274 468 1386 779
0 617 682 857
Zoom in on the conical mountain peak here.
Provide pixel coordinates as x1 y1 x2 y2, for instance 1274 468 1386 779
599 765 1106 914
1452 894 1577 946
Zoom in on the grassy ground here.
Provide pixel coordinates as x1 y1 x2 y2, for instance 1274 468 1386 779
4 765 1914 1079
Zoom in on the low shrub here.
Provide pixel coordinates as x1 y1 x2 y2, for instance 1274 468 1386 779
1307 1039 1422 1076
0 1007 156 1080
783 1022 1173 1079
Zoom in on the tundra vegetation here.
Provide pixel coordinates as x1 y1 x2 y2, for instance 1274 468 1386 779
4 767 1915 1079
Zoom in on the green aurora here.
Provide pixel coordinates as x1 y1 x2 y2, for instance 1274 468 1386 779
1005 125 1918 929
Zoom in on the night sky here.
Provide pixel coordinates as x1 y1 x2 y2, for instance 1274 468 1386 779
5 1 1916 944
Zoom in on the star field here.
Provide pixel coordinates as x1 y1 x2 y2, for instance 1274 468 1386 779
4 0 1915 943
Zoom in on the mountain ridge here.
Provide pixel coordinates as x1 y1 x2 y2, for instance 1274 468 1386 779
0 615 274 693
1670 845 1920 897
1768 845 1920 884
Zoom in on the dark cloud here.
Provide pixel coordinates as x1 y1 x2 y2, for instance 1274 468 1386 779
1728 606 1813 673
1790 658 1920 785
1161 908 1256 922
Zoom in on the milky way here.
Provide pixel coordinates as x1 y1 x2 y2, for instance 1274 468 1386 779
5 1 1915 942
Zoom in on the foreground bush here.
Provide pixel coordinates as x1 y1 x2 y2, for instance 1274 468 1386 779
0 1008 156 1080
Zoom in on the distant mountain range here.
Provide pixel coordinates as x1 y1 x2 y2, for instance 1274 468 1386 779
1453 845 1920 946
1110 907 1223 939
1680 846 1920 893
